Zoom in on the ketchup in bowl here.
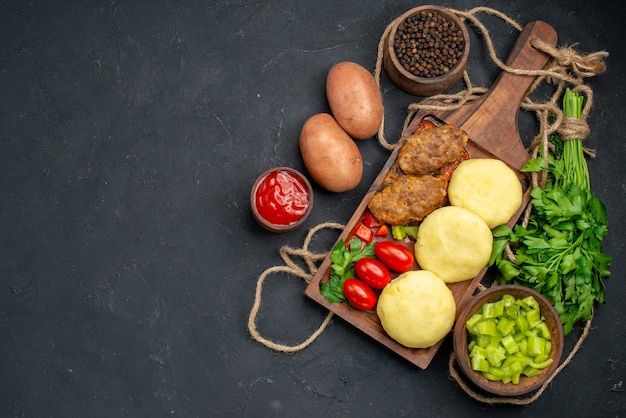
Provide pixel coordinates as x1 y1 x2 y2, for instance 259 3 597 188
251 167 313 232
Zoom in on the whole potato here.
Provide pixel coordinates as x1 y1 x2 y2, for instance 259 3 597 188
326 61 383 140
299 113 363 193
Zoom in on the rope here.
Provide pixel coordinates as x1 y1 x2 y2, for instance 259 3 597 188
248 5 608 404
247 222 344 352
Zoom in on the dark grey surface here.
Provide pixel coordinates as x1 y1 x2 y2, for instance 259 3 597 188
1 1 624 417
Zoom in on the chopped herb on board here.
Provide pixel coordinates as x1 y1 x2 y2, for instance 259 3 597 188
492 89 611 335
321 237 375 303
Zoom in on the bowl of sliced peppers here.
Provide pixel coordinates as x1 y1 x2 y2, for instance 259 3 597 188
453 285 564 396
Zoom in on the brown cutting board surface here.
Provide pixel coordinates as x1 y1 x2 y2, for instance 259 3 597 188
305 20 558 369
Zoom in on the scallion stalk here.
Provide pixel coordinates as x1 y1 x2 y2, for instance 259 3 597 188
562 88 590 191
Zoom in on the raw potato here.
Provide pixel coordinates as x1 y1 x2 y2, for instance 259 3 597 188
299 113 363 192
326 61 383 140
377 270 456 349
448 158 523 229
415 206 492 283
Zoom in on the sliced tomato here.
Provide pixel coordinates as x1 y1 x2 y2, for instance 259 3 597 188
362 211 382 228
353 223 373 243
355 258 391 289
375 224 389 237
417 119 437 130
343 279 377 311
374 241 415 273
439 162 456 184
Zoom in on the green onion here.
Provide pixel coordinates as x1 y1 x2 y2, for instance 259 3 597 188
561 88 590 191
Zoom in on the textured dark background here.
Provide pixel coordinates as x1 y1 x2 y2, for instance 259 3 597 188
1 1 624 417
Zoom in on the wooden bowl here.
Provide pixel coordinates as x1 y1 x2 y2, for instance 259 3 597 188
453 285 564 397
250 167 313 233
383 5 470 97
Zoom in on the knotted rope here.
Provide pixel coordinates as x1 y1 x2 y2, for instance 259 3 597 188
248 6 608 405
247 222 343 352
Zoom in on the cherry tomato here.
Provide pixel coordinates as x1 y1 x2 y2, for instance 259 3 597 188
374 241 414 273
343 279 377 311
355 258 391 289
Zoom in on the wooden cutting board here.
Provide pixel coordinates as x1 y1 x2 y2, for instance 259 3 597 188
304 20 558 369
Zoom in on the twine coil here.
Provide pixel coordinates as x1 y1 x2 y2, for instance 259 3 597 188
248 222 343 352
248 6 608 406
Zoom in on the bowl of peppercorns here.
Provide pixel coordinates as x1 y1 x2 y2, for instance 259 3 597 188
383 6 470 97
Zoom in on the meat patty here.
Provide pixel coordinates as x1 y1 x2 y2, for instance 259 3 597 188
397 124 469 175
368 175 446 225
380 162 404 189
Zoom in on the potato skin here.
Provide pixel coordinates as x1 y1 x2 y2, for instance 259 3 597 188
299 113 363 193
326 61 383 140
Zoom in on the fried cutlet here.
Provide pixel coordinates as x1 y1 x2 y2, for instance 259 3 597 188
397 124 469 175
368 175 446 225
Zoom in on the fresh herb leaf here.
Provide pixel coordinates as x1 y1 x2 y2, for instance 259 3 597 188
321 237 375 303
521 157 546 172
489 225 513 267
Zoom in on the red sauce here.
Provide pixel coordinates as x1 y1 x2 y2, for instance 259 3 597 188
254 170 310 226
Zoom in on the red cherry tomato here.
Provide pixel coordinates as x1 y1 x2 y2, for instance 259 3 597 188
343 279 377 311
355 258 391 289
374 241 415 273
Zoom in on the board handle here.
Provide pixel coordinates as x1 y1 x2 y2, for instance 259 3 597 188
456 20 558 170
482 20 559 124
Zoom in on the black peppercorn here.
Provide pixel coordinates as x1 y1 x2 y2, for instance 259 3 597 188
393 10 465 78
